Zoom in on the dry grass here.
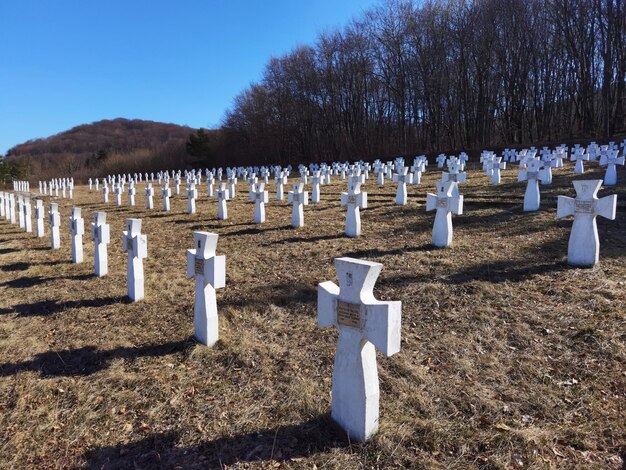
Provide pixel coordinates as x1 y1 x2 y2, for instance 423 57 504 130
0 162 625 469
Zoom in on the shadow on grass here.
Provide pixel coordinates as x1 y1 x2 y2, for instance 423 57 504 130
0 338 192 378
0 295 128 317
262 233 343 246
0 260 70 272
342 244 433 259
83 414 348 469
223 282 317 309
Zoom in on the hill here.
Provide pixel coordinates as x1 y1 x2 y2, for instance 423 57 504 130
7 118 193 160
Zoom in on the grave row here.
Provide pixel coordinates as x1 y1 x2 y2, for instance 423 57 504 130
1 142 622 443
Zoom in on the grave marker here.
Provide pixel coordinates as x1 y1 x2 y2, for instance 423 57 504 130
318 257 401 442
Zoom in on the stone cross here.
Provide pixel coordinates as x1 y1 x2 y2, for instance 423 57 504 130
287 182 309 227
175 175 181 195
115 184 123 206
311 171 322 204
7 194 15 224
599 150 624 186
17 194 25 229
69 207 85 264
49 203 61 249
95 178 99 191
128 182 136 206
490 157 506 184
216 183 230 220
518 159 549 211
340 179 368 237
207 173 215 197
228 176 237 199
162 185 171 211
376 166 385 186
275 172 288 200
23 196 32 233
145 183 154 209
186 232 226 346
91 211 110 277
426 180 463 248
436 154 447 168
392 167 413 205
556 180 617 267
0 192 4 219
571 150 589 174
187 183 197 214
122 218 148 302
251 183 268 224
102 183 109 203
318 257 401 442
35 199 45 237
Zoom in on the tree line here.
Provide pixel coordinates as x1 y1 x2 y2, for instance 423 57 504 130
215 0 625 167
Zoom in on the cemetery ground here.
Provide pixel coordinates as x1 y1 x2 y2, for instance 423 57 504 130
0 166 625 469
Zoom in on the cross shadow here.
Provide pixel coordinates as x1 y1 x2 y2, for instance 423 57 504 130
0 295 128 317
223 283 317 309
263 233 343 246
342 244 432 259
0 276 46 288
222 224 292 237
0 338 191 378
0 247 20 254
83 414 348 469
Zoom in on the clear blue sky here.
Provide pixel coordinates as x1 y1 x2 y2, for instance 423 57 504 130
0 0 378 155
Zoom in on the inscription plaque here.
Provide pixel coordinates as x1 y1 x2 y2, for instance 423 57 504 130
449 174 458 182
436 198 448 208
336 300 361 328
575 200 593 214
348 195 356 204
527 171 538 179
195 258 204 276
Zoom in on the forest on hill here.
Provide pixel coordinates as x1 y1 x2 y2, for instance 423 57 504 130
5 119 203 180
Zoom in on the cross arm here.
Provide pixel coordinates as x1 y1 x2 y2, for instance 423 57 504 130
425 193 438 211
556 195 575 219
364 300 401 357
318 281 339 328
595 194 617 220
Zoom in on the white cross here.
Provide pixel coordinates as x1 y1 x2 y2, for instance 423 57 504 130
426 180 463 248
490 158 506 185
49 203 61 249
145 184 154 209
128 183 136 206
69 207 85 264
216 183 230 220
287 183 309 227
392 167 413 205
34 199 44 237
556 179 617 267
187 184 197 214
23 196 32 233
251 183 268 224
161 185 171 211
571 150 589 174
599 150 624 186
275 173 288 200
228 176 237 199
122 218 148 302
340 179 367 237
318 257 401 442
186 232 226 346
17 195 25 229
91 211 110 277
518 159 548 211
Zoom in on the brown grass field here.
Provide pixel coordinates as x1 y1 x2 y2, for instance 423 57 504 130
0 162 624 469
